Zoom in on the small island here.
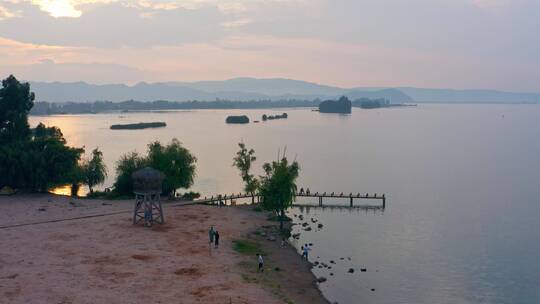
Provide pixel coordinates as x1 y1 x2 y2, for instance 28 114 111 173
110 122 167 130
226 115 250 124
262 113 288 121
319 96 352 114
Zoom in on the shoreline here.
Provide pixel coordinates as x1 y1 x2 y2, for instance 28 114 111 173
0 194 329 304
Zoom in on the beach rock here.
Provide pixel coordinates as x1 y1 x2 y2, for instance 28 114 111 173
302 222 309 227
361 268 367 272
329 273 334 276
304 227 312 231
311 218 318 223
318 223 323 229
340 257 344 260
317 277 327 283
313 261 319 266
330 260 335 264
371 288 376 292
348 268 354 273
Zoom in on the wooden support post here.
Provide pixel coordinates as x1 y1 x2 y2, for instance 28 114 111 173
319 196 323 207
350 197 353 207
382 194 386 209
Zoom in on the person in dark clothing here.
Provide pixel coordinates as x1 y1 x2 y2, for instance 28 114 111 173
214 231 220 248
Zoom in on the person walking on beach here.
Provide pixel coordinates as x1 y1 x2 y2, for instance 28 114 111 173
257 254 264 272
209 226 215 244
302 245 310 260
214 230 220 248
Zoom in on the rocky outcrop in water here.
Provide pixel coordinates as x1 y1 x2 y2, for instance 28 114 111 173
319 96 352 114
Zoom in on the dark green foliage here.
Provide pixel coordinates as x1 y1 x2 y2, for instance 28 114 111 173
0 76 83 192
0 123 84 192
319 96 352 114
81 148 107 193
233 142 259 196
259 155 300 230
0 75 35 144
110 122 166 130
113 152 147 196
113 139 197 197
146 139 197 196
226 115 250 124
232 239 265 256
180 191 201 200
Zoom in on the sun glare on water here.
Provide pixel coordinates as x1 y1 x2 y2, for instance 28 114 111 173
35 0 82 18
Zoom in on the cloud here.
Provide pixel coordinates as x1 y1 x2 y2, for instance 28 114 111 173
0 5 20 20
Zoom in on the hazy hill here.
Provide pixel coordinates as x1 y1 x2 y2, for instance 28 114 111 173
27 77 539 104
29 78 413 103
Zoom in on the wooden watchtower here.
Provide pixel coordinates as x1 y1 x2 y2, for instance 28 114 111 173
132 167 165 227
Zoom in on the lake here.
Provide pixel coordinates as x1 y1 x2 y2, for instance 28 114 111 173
30 104 540 304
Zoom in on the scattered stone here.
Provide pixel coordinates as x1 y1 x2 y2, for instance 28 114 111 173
329 273 334 276
292 233 301 239
340 257 344 260
302 222 309 227
311 218 318 223
330 260 335 264
371 288 376 292
317 277 327 283
309 243 313 246
304 227 312 231
348 268 354 273
361 268 367 272
318 223 323 229
313 261 319 266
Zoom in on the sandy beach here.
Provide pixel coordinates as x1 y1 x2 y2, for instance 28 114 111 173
0 194 328 304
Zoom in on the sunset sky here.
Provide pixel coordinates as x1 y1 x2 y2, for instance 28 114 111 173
0 0 538 91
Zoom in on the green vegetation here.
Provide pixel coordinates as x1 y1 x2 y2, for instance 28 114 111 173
232 239 265 256
226 115 250 124
259 154 300 230
318 96 352 114
110 122 166 130
233 142 259 203
113 139 197 197
81 148 107 193
0 75 85 192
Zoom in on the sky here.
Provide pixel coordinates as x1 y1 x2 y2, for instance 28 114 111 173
0 0 539 91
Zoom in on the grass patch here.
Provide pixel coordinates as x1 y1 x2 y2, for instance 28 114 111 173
233 239 265 256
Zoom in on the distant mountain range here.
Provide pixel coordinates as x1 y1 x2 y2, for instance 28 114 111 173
28 78 540 104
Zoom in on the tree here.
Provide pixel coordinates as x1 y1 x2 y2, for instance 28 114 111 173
146 139 197 197
233 142 259 203
259 154 300 230
0 75 35 144
113 139 197 197
113 152 147 196
82 148 107 193
0 76 84 193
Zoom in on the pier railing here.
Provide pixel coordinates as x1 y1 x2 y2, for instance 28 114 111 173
194 191 386 209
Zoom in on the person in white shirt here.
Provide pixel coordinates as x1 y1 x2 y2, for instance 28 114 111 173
257 254 264 272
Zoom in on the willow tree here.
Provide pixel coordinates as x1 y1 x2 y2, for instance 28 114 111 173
259 155 300 230
233 142 259 203
82 148 107 193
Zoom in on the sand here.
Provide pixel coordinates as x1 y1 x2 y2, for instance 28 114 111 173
0 194 328 304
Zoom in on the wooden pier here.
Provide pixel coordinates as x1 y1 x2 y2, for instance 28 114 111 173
195 191 386 209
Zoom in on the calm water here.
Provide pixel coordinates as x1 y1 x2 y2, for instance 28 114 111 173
30 105 540 304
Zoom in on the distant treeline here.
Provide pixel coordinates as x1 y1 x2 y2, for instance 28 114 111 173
31 100 318 115
30 98 404 115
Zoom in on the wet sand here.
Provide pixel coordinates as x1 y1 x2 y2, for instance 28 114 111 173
0 194 328 304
